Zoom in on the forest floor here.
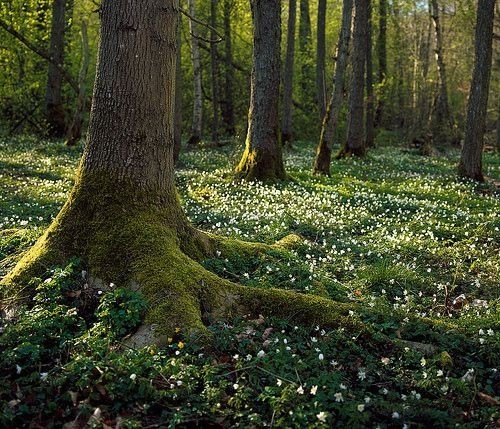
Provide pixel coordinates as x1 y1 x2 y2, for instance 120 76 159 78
0 134 499 428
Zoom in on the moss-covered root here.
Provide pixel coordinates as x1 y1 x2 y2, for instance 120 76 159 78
210 233 304 260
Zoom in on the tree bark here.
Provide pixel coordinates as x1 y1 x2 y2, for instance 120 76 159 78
365 0 375 148
338 0 368 158
187 0 203 145
374 0 387 128
45 0 67 137
235 0 285 181
210 0 220 144
174 20 182 165
65 21 89 146
316 0 327 119
281 0 297 146
458 0 495 181
313 0 353 174
221 0 236 136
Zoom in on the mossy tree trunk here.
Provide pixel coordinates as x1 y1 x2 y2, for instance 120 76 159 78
281 0 297 146
337 0 368 158
365 1 375 148
316 0 327 120
235 0 286 181
313 0 353 174
458 0 495 182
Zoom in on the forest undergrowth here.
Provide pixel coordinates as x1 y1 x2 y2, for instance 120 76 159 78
0 134 499 428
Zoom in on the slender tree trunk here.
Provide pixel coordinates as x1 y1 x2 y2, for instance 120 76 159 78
458 0 495 181
65 21 89 146
221 0 235 136
299 0 313 108
338 0 368 158
374 0 387 128
316 0 327 119
236 0 285 181
365 0 375 148
313 0 353 174
187 0 203 145
210 0 220 144
281 0 297 146
429 0 454 144
174 21 182 165
45 0 67 137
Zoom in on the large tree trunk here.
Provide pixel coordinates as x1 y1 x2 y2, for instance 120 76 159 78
365 0 375 148
374 0 387 128
316 0 327 119
313 0 353 174
458 0 495 182
210 0 220 144
281 0 297 146
221 0 236 136
45 0 67 138
429 0 454 144
187 0 203 145
235 0 285 181
65 21 89 146
338 0 368 158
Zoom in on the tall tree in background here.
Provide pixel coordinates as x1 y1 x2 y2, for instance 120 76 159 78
299 0 314 108
282 0 297 145
374 0 387 128
210 0 220 144
174 21 182 165
316 0 327 119
221 0 235 136
313 0 353 174
429 0 454 144
338 0 368 158
45 0 69 137
187 0 203 145
65 21 89 146
365 0 375 147
458 0 495 181
236 0 285 180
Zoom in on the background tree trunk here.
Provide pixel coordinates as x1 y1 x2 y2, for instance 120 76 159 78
235 0 285 181
221 0 235 136
374 0 387 128
429 0 454 144
65 21 89 146
339 0 368 158
299 0 314 108
316 0 327 119
313 0 353 174
365 1 375 147
458 0 495 181
281 0 297 146
174 21 182 165
187 0 203 145
45 0 67 137
210 0 220 144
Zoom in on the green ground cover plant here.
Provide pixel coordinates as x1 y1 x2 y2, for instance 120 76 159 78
0 135 499 428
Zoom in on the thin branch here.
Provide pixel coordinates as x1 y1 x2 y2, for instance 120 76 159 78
0 18 79 94
179 7 224 43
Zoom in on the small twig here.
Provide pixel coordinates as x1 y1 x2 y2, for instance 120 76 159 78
179 7 224 43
